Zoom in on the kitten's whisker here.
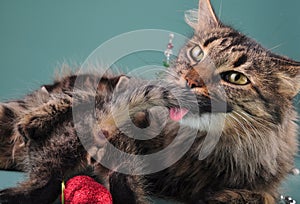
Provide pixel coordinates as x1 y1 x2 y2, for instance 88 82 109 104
268 42 284 51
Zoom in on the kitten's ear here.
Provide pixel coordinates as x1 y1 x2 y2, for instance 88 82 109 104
278 64 300 98
185 0 219 31
41 86 49 94
115 75 130 93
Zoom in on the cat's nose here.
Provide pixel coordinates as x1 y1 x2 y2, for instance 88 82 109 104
184 68 206 89
185 77 205 89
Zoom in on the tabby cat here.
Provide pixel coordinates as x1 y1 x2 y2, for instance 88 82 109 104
160 0 300 202
0 0 300 203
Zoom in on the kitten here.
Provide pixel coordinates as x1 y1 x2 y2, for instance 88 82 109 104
0 71 123 171
0 72 204 204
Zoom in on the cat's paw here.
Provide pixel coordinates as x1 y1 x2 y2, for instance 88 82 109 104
204 189 275 204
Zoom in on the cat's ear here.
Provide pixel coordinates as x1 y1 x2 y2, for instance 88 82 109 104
278 64 300 98
185 0 219 31
115 75 130 93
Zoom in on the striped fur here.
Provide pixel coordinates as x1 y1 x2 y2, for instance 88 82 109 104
163 0 300 203
0 0 299 203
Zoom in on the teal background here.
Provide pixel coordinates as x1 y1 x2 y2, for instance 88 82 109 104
0 0 299 203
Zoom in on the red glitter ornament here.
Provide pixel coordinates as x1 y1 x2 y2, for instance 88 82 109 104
63 175 112 204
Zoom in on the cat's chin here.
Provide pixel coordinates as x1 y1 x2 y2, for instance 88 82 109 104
179 113 226 132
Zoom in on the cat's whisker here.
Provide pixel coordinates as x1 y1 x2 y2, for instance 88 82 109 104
236 112 264 140
227 110 272 149
227 112 253 141
231 112 252 134
234 111 270 138
218 0 223 19
239 111 276 132
161 69 181 81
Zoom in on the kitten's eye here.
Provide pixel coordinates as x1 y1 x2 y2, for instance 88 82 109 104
221 71 250 85
190 45 204 62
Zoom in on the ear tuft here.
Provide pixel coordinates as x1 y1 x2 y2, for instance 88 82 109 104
278 66 300 98
185 0 219 31
184 9 199 29
115 75 130 93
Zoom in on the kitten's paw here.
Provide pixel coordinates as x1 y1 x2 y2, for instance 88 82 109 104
0 188 21 204
17 94 73 141
0 178 61 204
0 188 53 204
17 113 41 141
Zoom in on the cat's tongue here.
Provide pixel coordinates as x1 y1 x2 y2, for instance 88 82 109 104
169 107 189 121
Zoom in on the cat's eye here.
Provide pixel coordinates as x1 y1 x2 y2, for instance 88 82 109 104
190 45 204 62
221 71 250 85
